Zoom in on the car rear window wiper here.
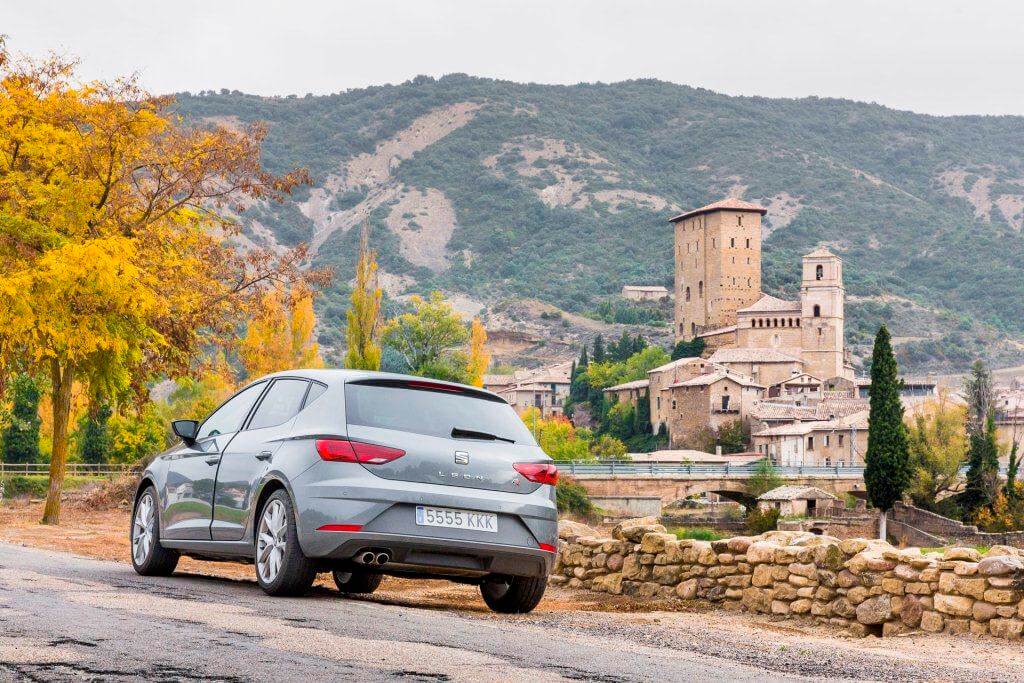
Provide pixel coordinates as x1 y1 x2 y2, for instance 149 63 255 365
451 427 516 444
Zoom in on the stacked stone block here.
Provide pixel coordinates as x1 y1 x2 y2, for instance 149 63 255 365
550 521 1024 639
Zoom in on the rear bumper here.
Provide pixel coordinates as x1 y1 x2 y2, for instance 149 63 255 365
313 530 555 579
291 460 558 579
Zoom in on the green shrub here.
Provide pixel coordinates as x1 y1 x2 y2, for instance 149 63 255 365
745 507 780 535
556 478 595 517
672 527 726 541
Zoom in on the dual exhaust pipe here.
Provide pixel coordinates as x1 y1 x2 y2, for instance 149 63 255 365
356 550 391 566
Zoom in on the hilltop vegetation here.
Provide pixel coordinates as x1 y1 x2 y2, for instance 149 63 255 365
175 77 1024 371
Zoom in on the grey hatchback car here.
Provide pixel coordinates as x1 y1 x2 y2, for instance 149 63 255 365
130 370 559 613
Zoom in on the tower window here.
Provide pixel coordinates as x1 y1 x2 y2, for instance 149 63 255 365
747 278 751 286
712 238 716 248
813 304 821 317
737 215 743 226
816 264 823 280
730 237 735 248
745 238 750 248
685 286 691 302
691 322 697 335
698 281 703 298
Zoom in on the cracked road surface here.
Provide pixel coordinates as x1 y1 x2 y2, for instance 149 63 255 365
0 543 795 682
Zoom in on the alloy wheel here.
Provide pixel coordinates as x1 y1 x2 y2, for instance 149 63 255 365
257 499 287 584
132 493 155 566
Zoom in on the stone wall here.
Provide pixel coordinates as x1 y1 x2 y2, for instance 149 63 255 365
891 502 1024 549
552 521 1024 640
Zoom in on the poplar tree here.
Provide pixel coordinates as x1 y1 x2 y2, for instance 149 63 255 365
864 325 911 540
344 225 383 370
466 318 489 387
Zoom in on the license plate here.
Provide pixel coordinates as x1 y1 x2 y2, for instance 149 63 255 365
415 506 497 533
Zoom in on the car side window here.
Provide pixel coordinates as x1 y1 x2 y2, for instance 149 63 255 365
247 379 309 431
197 382 267 440
304 381 327 407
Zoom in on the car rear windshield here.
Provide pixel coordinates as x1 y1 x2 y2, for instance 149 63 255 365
344 381 537 445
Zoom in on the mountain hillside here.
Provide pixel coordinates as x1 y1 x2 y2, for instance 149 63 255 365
173 76 1024 372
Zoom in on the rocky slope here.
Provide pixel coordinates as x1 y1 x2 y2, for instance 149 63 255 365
174 77 1024 371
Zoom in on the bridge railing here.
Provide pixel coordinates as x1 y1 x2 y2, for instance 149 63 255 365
0 463 131 477
559 461 866 477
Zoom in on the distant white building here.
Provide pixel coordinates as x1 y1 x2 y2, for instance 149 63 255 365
621 285 670 302
484 361 573 417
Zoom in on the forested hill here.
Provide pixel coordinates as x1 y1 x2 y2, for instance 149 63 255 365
173 76 1024 371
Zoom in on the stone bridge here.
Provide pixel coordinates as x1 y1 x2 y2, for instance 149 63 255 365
569 471 866 508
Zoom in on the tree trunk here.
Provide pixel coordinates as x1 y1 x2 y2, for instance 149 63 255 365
41 360 74 525
878 508 888 542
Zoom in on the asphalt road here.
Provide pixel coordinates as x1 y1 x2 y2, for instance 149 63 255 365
0 543 797 682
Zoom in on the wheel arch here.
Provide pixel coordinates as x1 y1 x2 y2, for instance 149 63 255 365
251 475 293 542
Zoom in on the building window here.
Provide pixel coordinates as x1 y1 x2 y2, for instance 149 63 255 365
698 281 703 298
685 286 691 302
838 434 844 446
825 434 830 447
680 322 685 335
730 237 735 248
671 399 677 411
737 215 743 226
691 322 697 336
813 304 821 317
712 238 716 248
721 395 730 410
796 318 801 327
807 436 814 450
656 396 661 410
816 264 823 280
745 238 750 248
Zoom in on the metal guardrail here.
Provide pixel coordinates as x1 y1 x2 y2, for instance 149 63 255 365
0 463 130 477
560 461 866 477
560 461 1010 478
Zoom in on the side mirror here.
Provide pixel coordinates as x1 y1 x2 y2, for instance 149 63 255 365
172 419 200 446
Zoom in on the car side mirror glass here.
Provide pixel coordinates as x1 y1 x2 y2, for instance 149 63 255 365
172 419 200 445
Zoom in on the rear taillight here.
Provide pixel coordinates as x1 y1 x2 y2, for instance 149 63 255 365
538 543 557 553
514 462 558 486
316 439 406 465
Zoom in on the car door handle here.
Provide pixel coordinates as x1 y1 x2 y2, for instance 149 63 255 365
256 451 273 461
205 456 221 466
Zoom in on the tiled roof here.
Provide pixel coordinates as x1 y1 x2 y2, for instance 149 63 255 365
696 324 738 338
622 285 669 293
671 370 762 389
758 485 838 501
604 378 650 391
770 373 822 386
751 402 817 421
669 198 767 223
737 294 800 314
804 246 837 259
647 356 709 375
709 347 803 364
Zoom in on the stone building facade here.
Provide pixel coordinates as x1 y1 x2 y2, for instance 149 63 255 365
670 199 854 382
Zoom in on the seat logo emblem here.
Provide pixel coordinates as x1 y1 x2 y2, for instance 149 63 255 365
454 451 469 465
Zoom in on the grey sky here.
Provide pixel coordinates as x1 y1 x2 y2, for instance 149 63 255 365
7 0 1024 116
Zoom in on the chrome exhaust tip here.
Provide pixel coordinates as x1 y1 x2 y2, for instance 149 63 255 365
357 551 376 565
374 552 390 565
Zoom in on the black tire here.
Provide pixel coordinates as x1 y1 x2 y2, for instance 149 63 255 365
130 486 179 576
332 569 383 595
480 575 547 614
255 490 318 597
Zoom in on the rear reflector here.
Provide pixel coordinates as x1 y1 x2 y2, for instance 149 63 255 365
317 524 363 532
316 439 406 464
538 543 557 553
513 462 558 486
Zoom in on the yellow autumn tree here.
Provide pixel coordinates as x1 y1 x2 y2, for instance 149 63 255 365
239 287 324 379
0 45 326 524
344 225 383 370
466 317 489 387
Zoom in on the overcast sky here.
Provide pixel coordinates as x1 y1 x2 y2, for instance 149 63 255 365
7 0 1024 116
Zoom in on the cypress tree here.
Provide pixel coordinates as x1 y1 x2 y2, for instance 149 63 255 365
963 415 1000 514
592 334 606 363
1 374 42 464
78 402 112 464
578 345 589 369
864 325 911 540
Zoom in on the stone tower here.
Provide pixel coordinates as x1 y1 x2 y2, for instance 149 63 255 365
799 247 848 379
671 199 767 341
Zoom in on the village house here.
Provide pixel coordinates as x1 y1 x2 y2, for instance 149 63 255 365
603 378 650 409
621 285 670 302
751 409 869 467
757 485 839 517
665 368 763 447
484 360 572 417
646 356 718 433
